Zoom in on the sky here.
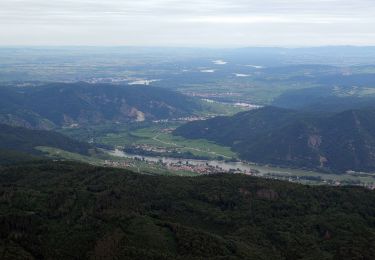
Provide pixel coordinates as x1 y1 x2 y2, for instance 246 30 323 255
1 0 375 47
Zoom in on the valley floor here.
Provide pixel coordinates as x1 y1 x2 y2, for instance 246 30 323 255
39 122 375 189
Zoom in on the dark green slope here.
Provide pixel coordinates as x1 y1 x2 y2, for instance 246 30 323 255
174 107 375 172
174 107 299 147
0 150 40 165
319 109 375 172
0 124 92 161
0 83 202 128
0 87 53 129
0 161 374 259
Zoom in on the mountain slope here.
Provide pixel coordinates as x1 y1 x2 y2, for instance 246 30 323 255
0 83 202 128
272 86 375 113
0 124 92 160
0 161 374 259
174 107 375 172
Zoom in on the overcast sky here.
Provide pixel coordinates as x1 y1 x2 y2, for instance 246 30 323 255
1 0 375 47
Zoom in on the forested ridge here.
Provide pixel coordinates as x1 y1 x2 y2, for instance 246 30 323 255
0 123 92 160
175 106 375 172
0 83 202 129
0 161 374 259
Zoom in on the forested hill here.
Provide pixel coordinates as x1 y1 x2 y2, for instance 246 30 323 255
0 83 202 129
0 161 374 259
0 124 92 162
174 106 375 172
272 86 375 113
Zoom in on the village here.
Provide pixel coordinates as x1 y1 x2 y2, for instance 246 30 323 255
103 158 256 175
103 156 375 190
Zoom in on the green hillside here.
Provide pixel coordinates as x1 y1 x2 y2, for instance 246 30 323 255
0 161 374 259
0 124 92 162
174 107 375 172
0 83 203 129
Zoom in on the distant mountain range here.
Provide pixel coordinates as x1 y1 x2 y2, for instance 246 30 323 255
174 106 375 173
0 83 202 129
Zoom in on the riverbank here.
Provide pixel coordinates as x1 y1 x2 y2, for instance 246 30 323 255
108 149 375 187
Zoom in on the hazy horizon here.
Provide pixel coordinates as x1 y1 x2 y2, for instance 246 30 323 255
1 45 375 48
1 0 375 47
